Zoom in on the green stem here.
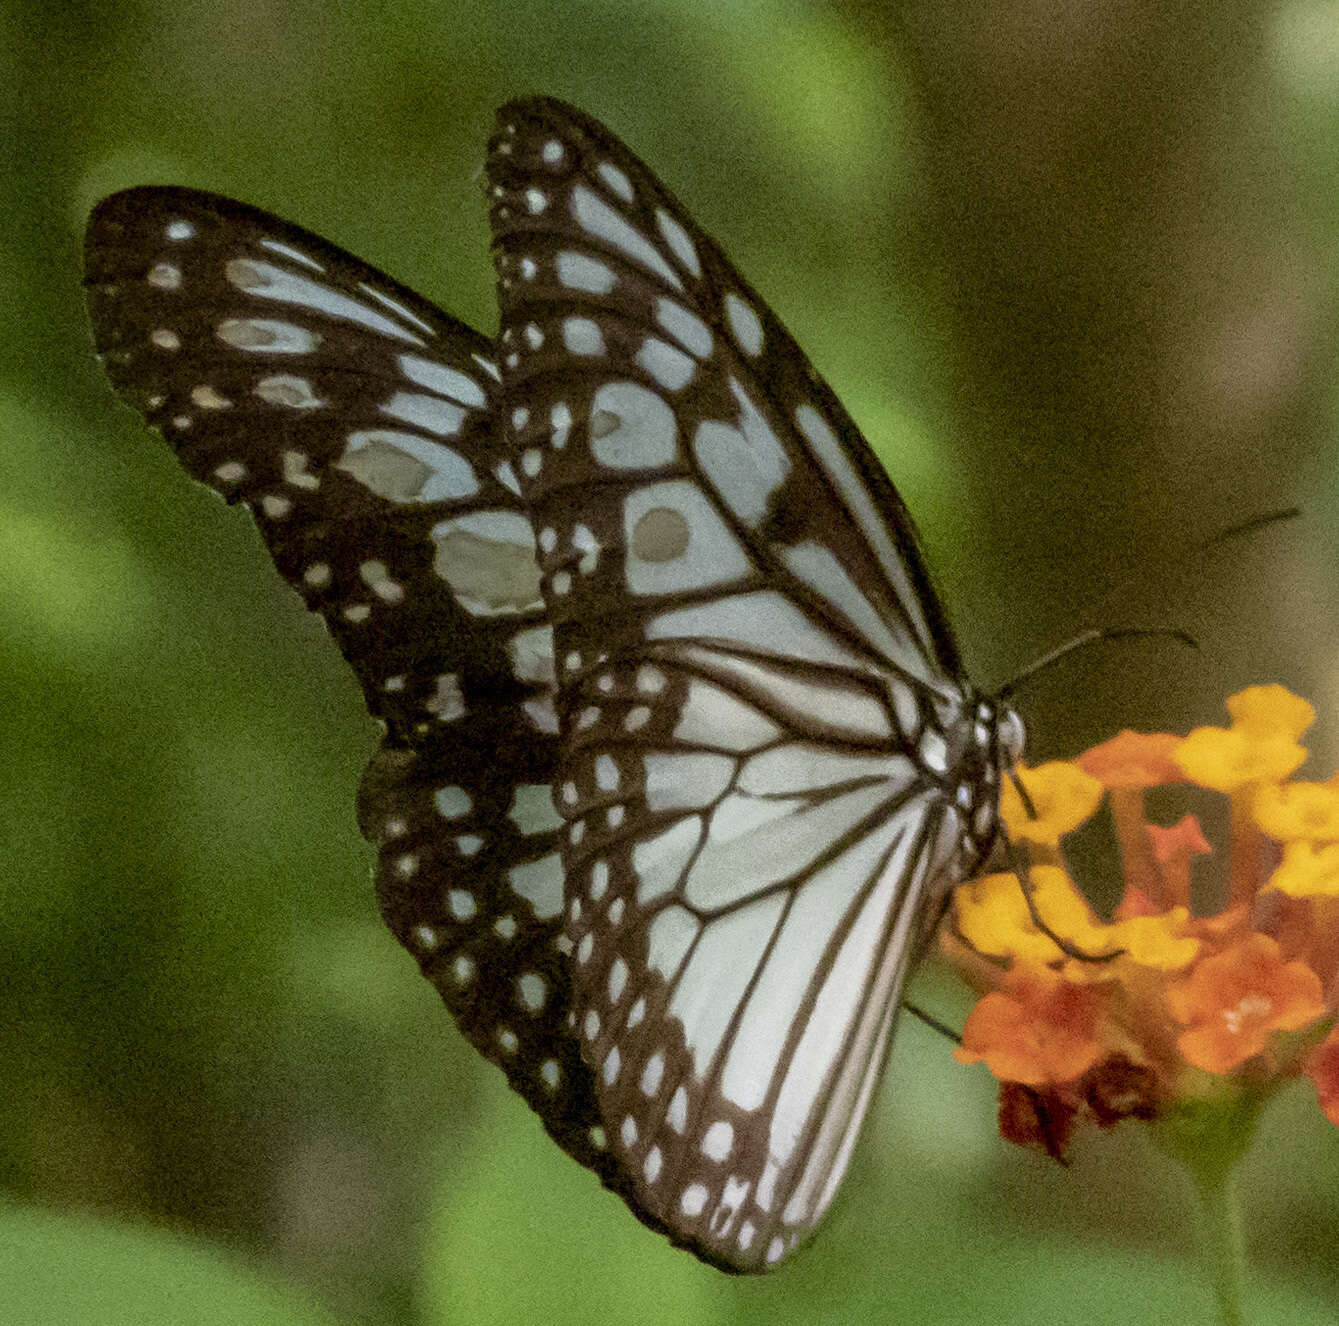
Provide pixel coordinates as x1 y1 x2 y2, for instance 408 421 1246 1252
1188 1158 1247 1326
1152 1089 1263 1326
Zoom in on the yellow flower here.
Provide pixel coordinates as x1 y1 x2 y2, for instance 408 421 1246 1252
1254 781 1339 842
1173 726 1306 792
1227 684 1315 740
999 761 1104 845
1267 841 1339 898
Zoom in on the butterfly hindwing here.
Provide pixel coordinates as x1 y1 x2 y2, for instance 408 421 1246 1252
83 186 620 1175
485 98 998 1270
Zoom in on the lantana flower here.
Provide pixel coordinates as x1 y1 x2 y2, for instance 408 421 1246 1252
943 685 1338 1318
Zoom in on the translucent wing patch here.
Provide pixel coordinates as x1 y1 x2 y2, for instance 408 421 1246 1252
486 98 1005 1271
83 187 623 1180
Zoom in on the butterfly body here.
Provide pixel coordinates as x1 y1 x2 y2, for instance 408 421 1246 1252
84 97 1022 1272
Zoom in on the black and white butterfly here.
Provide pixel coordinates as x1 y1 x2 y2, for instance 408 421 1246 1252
83 96 1024 1273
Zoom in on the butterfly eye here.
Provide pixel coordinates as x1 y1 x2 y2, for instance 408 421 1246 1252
83 97 1019 1275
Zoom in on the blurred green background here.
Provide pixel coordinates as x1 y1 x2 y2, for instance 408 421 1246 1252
5 1 1339 1322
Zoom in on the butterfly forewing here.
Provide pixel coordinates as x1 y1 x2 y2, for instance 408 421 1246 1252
486 98 1000 1270
82 186 623 1178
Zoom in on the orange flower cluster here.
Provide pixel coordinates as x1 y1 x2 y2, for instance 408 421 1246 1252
946 685 1339 1158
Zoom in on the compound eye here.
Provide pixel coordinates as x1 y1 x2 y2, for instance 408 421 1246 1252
997 708 1026 767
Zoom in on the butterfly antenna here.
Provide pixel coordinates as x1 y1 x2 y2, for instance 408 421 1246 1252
996 625 1197 701
1063 507 1299 643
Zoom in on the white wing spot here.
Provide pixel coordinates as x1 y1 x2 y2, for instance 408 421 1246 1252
571 185 682 289
452 954 475 984
508 783 562 834
498 1027 519 1054
637 666 667 694
594 754 620 792
701 1120 734 1162
517 972 547 1012
602 1046 621 1085
550 402 572 448
589 860 609 900
222 259 426 345
523 323 544 350
724 292 764 356
381 390 465 436
540 1058 560 1090
620 1116 638 1148
214 460 247 485
627 996 645 1029
165 220 195 241
525 187 548 214
147 262 181 290
396 354 487 406
281 451 319 490
644 1146 663 1183
428 673 465 721
680 1184 709 1218
584 1008 601 1040
394 852 418 878
655 209 702 278
541 138 564 165
562 317 606 357
150 329 180 350
217 318 321 353
556 251 617 295
606 805 624 829
434 786 472 818
412 924 438 950
655 298 713 358
521 447 542 477
255 375 322 409
301 562 330 587
494 914 518 940
341 601 369 621
667 1085 688 1133
447 889 477 920
551 569 572 595
597 160 635 202
456 833 483 855
588 381 678 469
430 511 543 615
766 1237 785 1265
494 459 522 495
576 931 594 965
190 385 231 410
607 956 628 1004
519 256 538 280
624 706 651 732
641 1051 665 1096
635 337 695 391
359 559 404 603
260 238 324 271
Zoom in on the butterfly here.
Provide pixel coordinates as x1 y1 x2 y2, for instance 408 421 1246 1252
83 95 1024 1273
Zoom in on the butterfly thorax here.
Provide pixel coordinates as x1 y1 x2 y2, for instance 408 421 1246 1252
913 690 1025 886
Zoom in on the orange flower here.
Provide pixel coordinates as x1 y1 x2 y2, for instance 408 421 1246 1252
1165 934 1325 1073
948 685 1339 1166
1078 730 1184 788
955 969 1105 1087
1306 1029 1339 1126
